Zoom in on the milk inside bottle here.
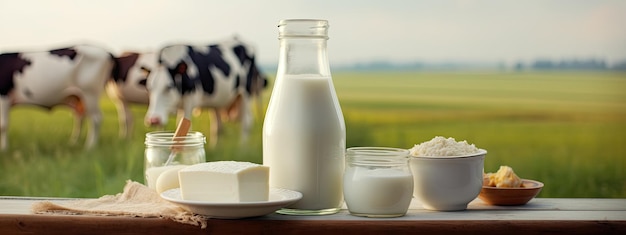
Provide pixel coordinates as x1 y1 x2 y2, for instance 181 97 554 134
263 19 345 215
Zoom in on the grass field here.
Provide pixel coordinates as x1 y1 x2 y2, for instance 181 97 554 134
1 70 625 198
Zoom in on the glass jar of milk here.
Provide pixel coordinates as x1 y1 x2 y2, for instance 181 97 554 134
344 147 413 217
144 131 206 189
263 19 346 215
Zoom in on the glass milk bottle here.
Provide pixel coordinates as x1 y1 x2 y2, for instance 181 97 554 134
263 19 346 215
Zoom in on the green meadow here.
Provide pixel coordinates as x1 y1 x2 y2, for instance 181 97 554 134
1 71 625 198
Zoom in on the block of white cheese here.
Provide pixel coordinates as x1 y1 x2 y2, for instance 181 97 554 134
178 161 270 202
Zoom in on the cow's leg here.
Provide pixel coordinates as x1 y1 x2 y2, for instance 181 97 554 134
0 97 9 150
238 96 253 145
64 95 86 146
113 99 133 138
83 95 102 149
179 99 204 142
106 83 131 138
70 115 84 146
255 92 264 120
108 91 132 138
208 109 222 148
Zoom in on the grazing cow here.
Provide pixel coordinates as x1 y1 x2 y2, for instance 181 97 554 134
144 38 267 146
106 51 157 137
0 45 115 150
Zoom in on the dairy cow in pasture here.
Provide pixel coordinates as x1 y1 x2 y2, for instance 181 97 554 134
0 45 115 150
144 38 267 146
108 45 267 141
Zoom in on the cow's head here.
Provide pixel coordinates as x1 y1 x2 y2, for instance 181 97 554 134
144 45 198 127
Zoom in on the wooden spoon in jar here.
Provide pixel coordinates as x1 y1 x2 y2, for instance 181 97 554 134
164 118 191 166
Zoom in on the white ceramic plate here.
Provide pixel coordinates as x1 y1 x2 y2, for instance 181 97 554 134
160 188 302 219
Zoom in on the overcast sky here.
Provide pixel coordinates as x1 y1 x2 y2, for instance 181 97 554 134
1 0 625 66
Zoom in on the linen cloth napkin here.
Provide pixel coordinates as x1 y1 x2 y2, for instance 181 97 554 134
31 180 208 228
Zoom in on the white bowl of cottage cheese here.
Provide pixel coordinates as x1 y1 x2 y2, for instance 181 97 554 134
408 136 487 211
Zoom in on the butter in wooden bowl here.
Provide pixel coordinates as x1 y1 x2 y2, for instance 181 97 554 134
484 165 523 188
479 165 543 206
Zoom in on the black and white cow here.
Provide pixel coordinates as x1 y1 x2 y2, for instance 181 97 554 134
0 45 115 150
144 38 267 146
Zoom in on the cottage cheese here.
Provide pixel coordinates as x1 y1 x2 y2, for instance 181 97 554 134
409 136 481 157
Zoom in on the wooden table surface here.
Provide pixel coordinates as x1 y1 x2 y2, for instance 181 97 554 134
1 196 625 235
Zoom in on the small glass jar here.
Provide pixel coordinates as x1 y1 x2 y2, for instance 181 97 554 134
343 147 413 218
144 131 206 189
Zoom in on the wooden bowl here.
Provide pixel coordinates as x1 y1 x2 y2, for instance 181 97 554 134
478 179 544 206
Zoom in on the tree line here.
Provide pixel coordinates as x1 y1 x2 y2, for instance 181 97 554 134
515 59 626 71
260 59 626 72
